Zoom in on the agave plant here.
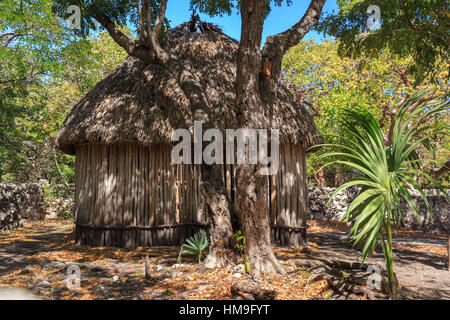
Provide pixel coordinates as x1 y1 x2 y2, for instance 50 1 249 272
177 232 209 264
317 91 448 293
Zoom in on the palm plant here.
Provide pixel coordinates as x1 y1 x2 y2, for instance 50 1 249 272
317 91 448 293
177 232 209 264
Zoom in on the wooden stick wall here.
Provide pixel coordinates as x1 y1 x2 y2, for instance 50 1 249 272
74 143 308 247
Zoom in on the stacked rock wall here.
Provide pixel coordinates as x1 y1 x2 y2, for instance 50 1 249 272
0 184 46 232
308 187 449 234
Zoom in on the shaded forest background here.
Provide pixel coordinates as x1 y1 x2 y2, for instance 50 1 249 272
1 0 448 207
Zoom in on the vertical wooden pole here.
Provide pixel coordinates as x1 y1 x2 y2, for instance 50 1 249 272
105 146 112 227
278 144 285 246
100 144 107 244
159 146 164 226
94 144 101 227
193 164 198 223
74 147 82 225
124 144 132 227
285 144 292 228
165 146 171 224
143 145 147 229
101 144 107 227
291 145 298 227
160 145 167 225
448 235 450 271
226 164 232 198
295 145 303 228
285 144 293 246
301 145 308 243
275 147 281 246
137 145 143 229
134 143 139 228
154 145 160 226
87 144 94 226
198 165 206 224
143 146 148 227
118 145 126 228
170 147 176 224
149 147 156 226
186 164 192 224
270 171 277 225
74 148 80 222
182 164 187 224
175 165 180 224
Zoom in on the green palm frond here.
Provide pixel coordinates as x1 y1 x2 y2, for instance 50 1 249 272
177 232 210 264
319 90 448 293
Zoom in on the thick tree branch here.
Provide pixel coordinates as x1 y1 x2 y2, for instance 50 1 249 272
431 160 450 177
95 14 140 54
144 0 153 43
135 0 145 41
1 32 30 47
407 94 437 114
261 0 326 82
288 84 321 117
154 0 168 36
0 32 16 40
235 0 266 127
391 65 413 87
385 93 441 146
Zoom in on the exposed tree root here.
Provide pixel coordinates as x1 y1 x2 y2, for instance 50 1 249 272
231 280 277 300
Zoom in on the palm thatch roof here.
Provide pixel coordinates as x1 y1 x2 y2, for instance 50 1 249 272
56 22 322 155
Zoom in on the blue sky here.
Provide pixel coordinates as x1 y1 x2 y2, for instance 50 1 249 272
165 1 338 43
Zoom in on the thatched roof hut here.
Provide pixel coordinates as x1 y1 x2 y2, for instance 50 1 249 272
56 22 321 248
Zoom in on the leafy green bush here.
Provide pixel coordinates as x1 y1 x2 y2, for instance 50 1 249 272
231 230 251 273
41 181 74 219
232 230 246 254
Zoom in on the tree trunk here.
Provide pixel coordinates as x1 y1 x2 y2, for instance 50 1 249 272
199 164 235 271
234 0 285 276
314 164 326 187
236 164 285 276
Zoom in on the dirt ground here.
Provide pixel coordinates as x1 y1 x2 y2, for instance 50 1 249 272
0 220 448 300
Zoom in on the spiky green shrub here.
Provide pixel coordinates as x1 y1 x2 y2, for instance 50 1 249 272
317 91 448 293
177 232 209 264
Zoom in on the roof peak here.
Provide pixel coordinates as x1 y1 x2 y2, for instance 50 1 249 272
172 15 224 35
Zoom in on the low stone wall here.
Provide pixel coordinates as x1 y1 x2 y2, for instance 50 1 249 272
0 184 46 232
309 187 449 234
309 187 357 221
399 190 449 235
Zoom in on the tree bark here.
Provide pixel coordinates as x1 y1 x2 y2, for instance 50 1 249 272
199 165 235 271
